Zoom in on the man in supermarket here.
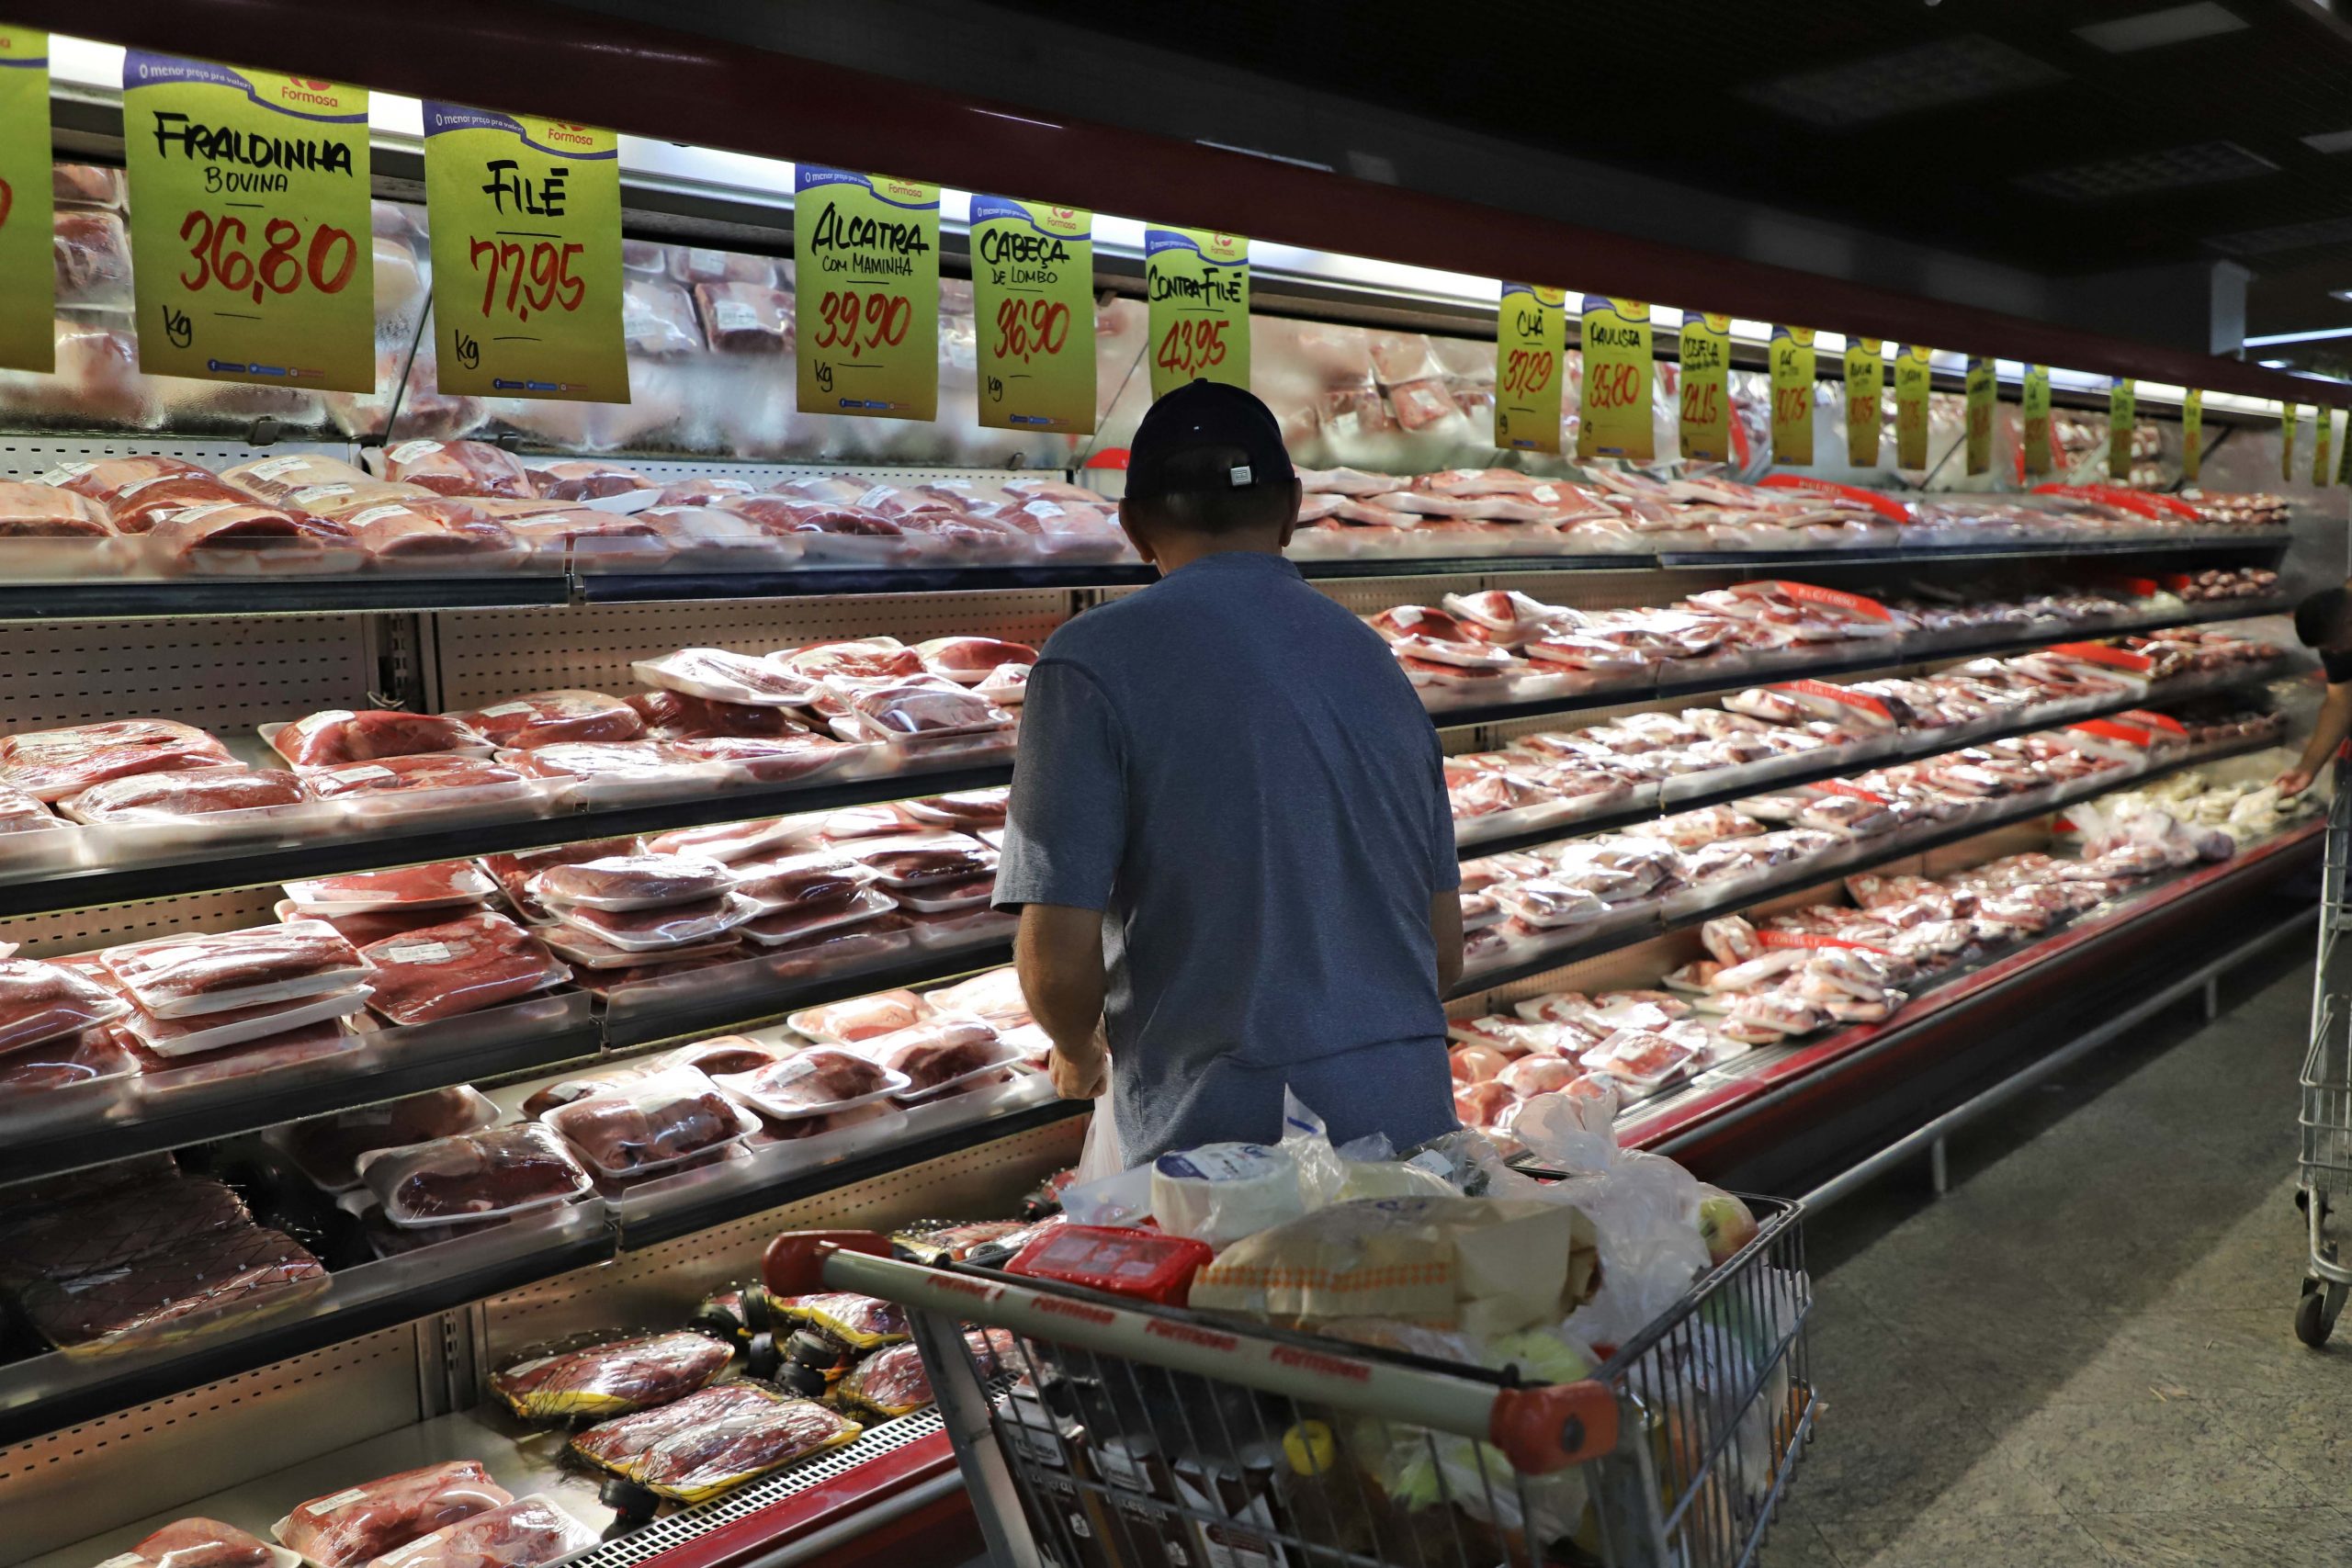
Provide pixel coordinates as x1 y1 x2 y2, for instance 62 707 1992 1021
2278 585 2352 795
993 379 1463 1163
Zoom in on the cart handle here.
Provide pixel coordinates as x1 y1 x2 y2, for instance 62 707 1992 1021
762 1231 1620 1475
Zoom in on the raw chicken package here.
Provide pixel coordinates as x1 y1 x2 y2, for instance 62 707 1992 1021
542 893 761 952
0 956 130 1053
855 1017 1014 1096
18 1224 327 1357
358 910 571 1025
568 1383 862 1503
366 1495 597 1568
490 1330 734 1420
527 852 736 911
100 919 365 1019
109 1517 289 1568
283 861 495 913
786 988 931 1043
0 718 234 803
272 710 490 768
543 1066 759 1176
377 439 536 500
453 691 644 750
61 764 311 824
278 1087 500 1190
357 1121 593 1227
274 1461 514 1568
714 1047 911 1119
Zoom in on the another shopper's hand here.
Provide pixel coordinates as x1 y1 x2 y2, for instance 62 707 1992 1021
2278 766 2314 797
1049 1037 1107 1100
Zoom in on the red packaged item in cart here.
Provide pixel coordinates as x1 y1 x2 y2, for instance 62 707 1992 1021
275 1461 515 1568
359 1122 593 1226
569 1384 862 1503
17 1223 327 1357
0 718 234 803
117 1517 282 1568
365 1495 596 1568
358 910 569 1025
378 438 535 500
453 691 644 750
0 957 130 1054
489 1330 734 1420
273 710 489 768
1005 1224 1214 1306
101 919 365 1019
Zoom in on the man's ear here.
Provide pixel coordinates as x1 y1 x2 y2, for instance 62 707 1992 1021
1276 479 1302 548
1115 498 1158 567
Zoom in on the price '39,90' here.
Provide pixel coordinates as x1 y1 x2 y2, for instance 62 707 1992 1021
176 210 358 301
469 237 585 321
1154 317 1228 378
814 289 912 357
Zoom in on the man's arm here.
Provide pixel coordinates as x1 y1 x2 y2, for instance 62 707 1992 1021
1017 904 1108 1099
1428 889 1464 998
2281 681 2352 795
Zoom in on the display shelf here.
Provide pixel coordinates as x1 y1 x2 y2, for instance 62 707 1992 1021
598 940 1016 1051
0 574 572 622
1652 530 2292 570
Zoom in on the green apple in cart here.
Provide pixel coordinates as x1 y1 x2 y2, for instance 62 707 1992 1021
1696 1187 1759 1265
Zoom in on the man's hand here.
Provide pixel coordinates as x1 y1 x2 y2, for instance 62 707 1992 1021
1048 1035 1108 1100
2278 767 2315 798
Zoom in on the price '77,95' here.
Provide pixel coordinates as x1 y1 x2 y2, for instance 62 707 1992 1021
177 210 359 301
469 236 585 321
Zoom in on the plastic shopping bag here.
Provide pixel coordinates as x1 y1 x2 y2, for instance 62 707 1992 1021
1074 1062 1124 1184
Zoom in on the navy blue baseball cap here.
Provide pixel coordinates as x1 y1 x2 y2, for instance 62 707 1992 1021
1125 378 1296 503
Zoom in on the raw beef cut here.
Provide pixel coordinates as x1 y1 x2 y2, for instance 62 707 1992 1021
501 507 677 567
626 689 810 740
570 1384 861 1502
275 710 489 768
670 247 779 288
921 966 1031 1027
736 887 894 945
832 678 1013 742
633 648 813 706
121 1517 279 1568
476 837 641 909
0 1175 250 1287
693 282 796 353
378 439 535 499
502 740 698 791
545 894 758 950
715 1047 905 1115
652 477 757 508
912 637 1040 684
358 910 569 1025
118 1017 356 1089
898 790 1009 830
665 1035 789 1078
834 1340 938 1418
662 733 851 783
529 852 735 910
0 1028 139 1104
280 904 458 947
365 1496 595 1568
360 1122 592 1225
622 278 705 357
788 988 930 1043
490 1330 733 1419
60 764 309 823
147 502 360 573
344 499 527 570
299 754 535 817
277 1461 514 1568
455 691 642 750
219 451 375 503
526 458 654 502
17 1223 326 1355
103 475 254 535
49 454 208 508
729 850 873 909
842 832 998 887
859 1018 1008 1091
102 920 365 1019
0 718 234 803
284 1088 496 1190
52 162 124 206
51 209 130 305
0 479 113 536
717 497 913 560
283 861 493 910
770 637 925 686
545 1067 753 1174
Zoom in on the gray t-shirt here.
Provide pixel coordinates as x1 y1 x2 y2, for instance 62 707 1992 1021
993 549 1460 1163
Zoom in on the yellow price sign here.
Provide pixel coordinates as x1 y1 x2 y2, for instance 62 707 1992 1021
424 106 626 402
2107 378 2136 481
1146 226 1248 398
1894 344 1934 469
0 28 51 372
796 165 940 422
1769 325 1815 466
2281 401 2299 483
120 51 374 391
1844 338 1884 468
2183 389 2203 484
1495 282 1564 454
2317 409 2335 489
1679 311 1731 462
2020 365 2052 477
970 195 1095 434
1578 297 1652 460
1963 356 1995 477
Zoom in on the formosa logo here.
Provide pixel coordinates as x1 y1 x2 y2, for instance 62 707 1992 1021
1049 206 1077 224
545 122 594 147
880 177 930 202
279 78 343 108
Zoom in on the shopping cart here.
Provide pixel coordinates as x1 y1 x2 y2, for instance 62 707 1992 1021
2297 783 2352 1347
764 1194 1814 1568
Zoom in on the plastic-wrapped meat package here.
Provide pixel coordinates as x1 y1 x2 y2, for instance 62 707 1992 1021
53 163 125 209
274 709 489 768
841 831 998 887
282 1087 499 1190
735 886 895 946
771 637 926 688
53 209 133 307
663 732 854 784
910 637 1039 685
18 1223 327 1357
716 497 914 562
280 478 439 522
121 973 368 1055
116 1517 283 1568
547 894 759 952
650 477 757 508
714 1047 910 1118
218 451 375 503
49 455 209 509
477 836 641 912
287 903 455 948
366 1495 597 1568
729 849 875 911
300 754 538 820
670 245 781 289
622 277 706 358
101 919 364 1019
537 919 741 971
147 502 364 575
833 1340 939 1418
898 790 1009 832
500 507 678 569
634 648 815 706
856 1017 1012 1094
0 718 234 803
378 439 535 500
453 692 642 750
918 966 1031 1028
276 1461 515 1568
529 852 735 910
0 479 114 537
546 1066 757 1174
501 740 711 797
0 1175 250 1287
60 764 309 824
830 676 1015 744
491 1330 733 1420
569 1384 861 1503
0 1027 140 1111
627 505 786 566
101 475 252 536
359 910 570 1025
526 459 654 502
627 689 810 742
695 282 796 353
283 861 494 911
359 1121 592 1226
343 499 527 571
645 817 811 864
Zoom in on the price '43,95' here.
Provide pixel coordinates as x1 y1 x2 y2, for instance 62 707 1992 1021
469 237 585 321
177 210 359 302
814 289 912 357
1154 316 1228 378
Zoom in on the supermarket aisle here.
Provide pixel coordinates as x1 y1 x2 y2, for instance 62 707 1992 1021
1759 951 2352 1568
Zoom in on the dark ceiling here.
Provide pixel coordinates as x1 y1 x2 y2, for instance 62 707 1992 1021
992 0 2352 341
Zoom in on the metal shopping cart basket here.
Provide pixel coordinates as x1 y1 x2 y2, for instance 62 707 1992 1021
764 1194 1815 1568
2297 784 2352 1347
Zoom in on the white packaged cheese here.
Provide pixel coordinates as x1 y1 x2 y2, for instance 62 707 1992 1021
1149 1142 1306 1249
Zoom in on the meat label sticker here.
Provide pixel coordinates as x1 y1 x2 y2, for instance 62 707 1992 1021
2280 400 2298 484
121 53 375 391
1578 296 1653 460
969 196 1095 434
424 105 628 402
2107 378 2135 480
2182 388 2203 483
1963 356 1995 477
1761 580 1893 622
1495 282 1565 454
1769 325 1815 466
1894 344 1933 469
796 166 940 422
1145 226 1249 398
2316 409 2334 489
2021 364 2052 477
1843 338 1883 468
0 29 52 372
1679 311 1731 462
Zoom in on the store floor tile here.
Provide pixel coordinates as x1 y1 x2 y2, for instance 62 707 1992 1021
1758 950 2348 1567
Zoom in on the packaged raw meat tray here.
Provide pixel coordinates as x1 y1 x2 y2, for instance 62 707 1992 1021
500 740 728 803
100 919 364 1020
714 1047 911 1120
452 690 643 750
108 1517 295 1568
283 861 496 913
526 852 735 910
476 836 642 915
728 850 875 910
357 1121 593 1227
376 438 535 500
839 831 998 887
366 1495 598 1568
122 985 369 1057
786 987 931 1043
275 1461 514 1568
358 910 571 1025
855 1017 1017 1097
60 764 312 824
0 1174 250 1288
0 1028 140 1117
632 648 814 706
146 502 365 576
662 732 856 784
544 1066 759 1176
543 893 761 952
17 1223 327 1358
270 709 490 768
276 1086 501 1190
0 718 234 803
0 955 130 1052
569 1383 862 1503
735 887 898 946
299 753 542 823
490 1330 733 1420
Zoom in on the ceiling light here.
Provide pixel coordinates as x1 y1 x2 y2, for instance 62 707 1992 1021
2303 129 2352 154
2247 326 2352 346
2331 289 2352 302
1739 36 2063 128
2018 141 2276 201
2075 4 2245 52
2259 358 2291 367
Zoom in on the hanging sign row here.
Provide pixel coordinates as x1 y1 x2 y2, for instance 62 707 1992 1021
0 43 2317 474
